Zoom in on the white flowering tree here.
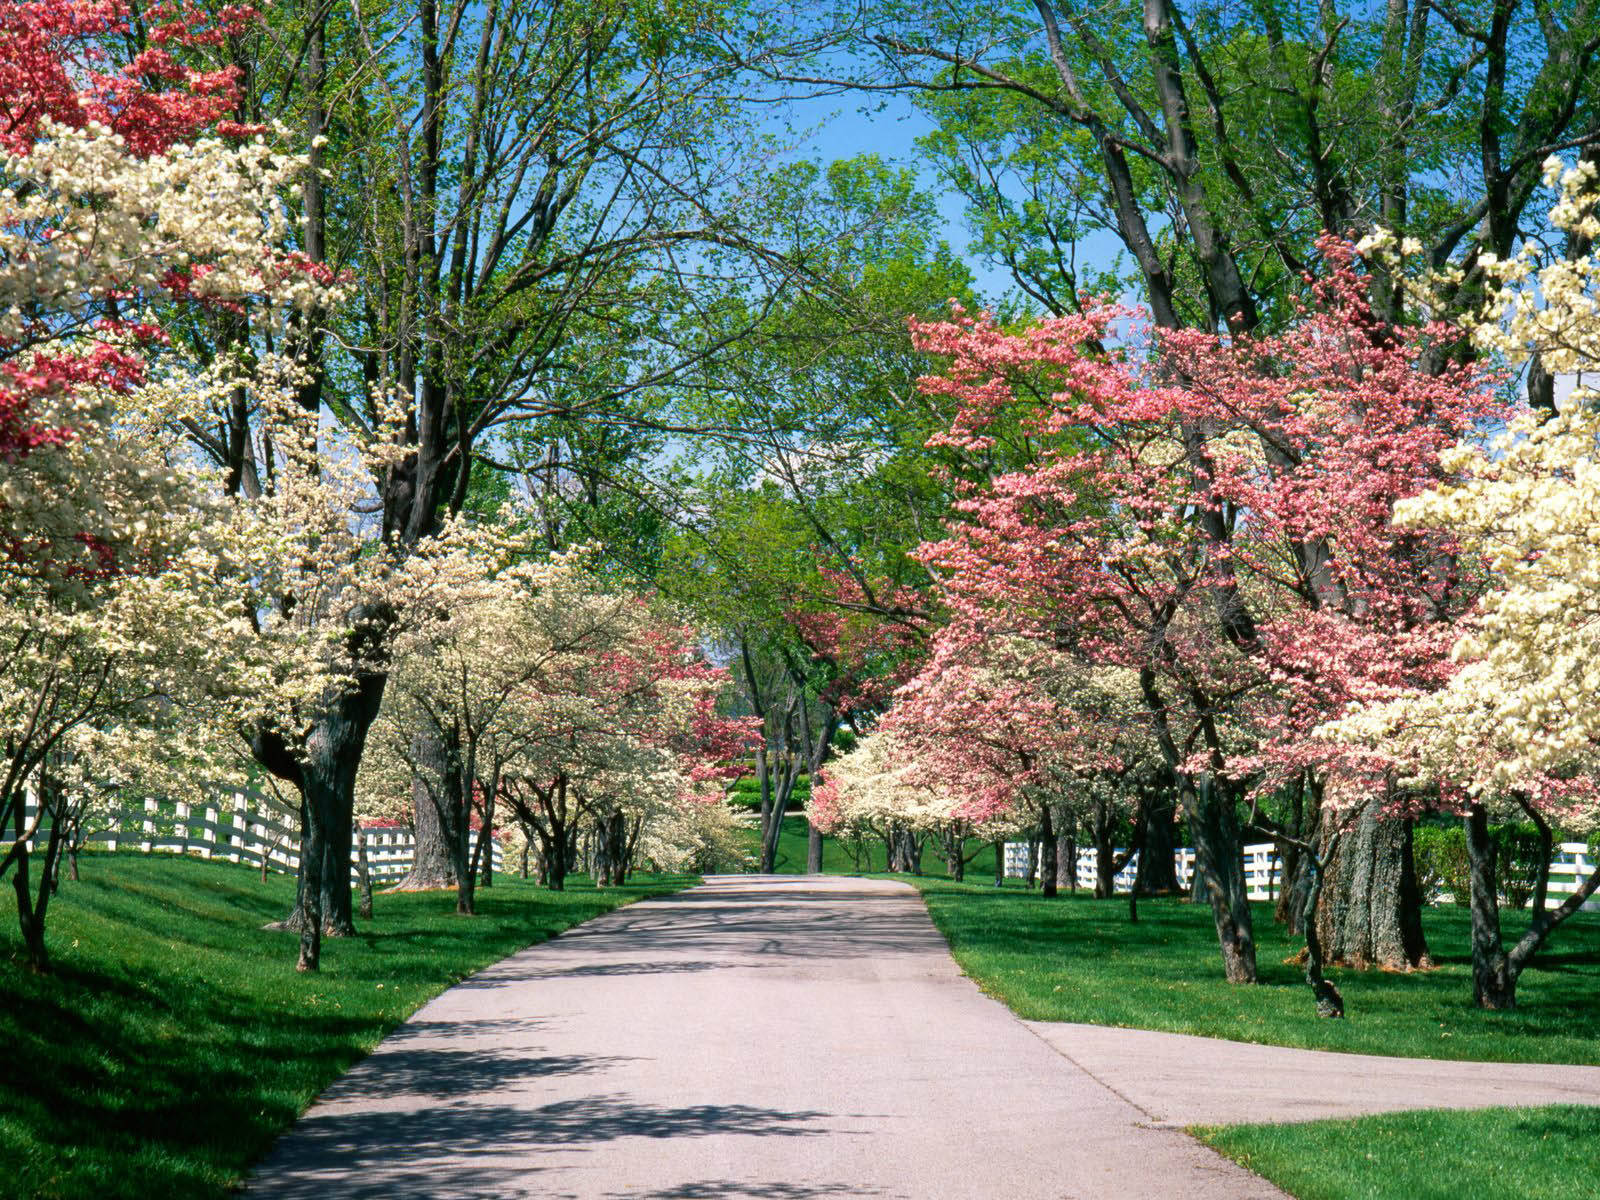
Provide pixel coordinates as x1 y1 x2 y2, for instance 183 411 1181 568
362 551 752 897
810 730 1016 879
0 3 342 971
1335 159 1600 1008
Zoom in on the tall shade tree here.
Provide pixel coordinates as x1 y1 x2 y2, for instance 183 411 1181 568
744 0 1600 340
153 0 812 959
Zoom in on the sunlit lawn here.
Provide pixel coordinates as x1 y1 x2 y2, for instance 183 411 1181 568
910 878 1600 1063
1196 1105 1600 1200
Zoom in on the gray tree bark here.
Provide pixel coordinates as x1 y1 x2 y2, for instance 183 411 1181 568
1315 798 1429 970
389 732 457 891
1040 803 1058 897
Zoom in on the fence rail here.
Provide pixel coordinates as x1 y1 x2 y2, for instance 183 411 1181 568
1004 840 1599 910
26 792 501 882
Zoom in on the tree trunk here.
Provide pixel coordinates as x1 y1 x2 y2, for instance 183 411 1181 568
1094 832 1117 899
478 789 496 889
391 732 457 891
806 823 823 874
1140 671 1256 982
756 743 778 873
1316 798 1430 970
1040 804 1058 898
597 810 628 887
355 824 374 920
10 806 65 972
1188 773 1258 984
887 825 921 874
1274 783 1316 932
1062 831 1077 893
1464 804 1516 1009
544 827 567 891
1136 785 1180 894
1301 837 1345 1018
944 825 965 881
993 839 1005 887
270 684 385 958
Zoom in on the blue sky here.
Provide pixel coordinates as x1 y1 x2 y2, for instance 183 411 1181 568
767 89 1023 302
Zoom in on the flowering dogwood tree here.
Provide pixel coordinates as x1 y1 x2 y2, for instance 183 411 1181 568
0 1 338 969
1334 161 1600 1008
364 551 753 895
810 728 1016 879
909 256 1499 982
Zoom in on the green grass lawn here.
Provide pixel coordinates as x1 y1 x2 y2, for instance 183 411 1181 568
0 851 692 1200
1195 1105 1600 1200
910 879 1600 1063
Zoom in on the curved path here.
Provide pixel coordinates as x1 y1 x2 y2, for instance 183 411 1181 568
249 876 1600 1199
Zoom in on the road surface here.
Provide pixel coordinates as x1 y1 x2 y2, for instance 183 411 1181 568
250 875 1285 1198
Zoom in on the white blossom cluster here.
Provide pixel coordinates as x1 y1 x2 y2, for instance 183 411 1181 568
1332 169 1600 820
0 120 317 344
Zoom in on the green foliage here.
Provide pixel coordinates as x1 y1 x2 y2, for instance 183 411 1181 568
900 0 1600 331
727 775 811 810
740 814 1001 879
911 880 1600 1064
1412 824 1471 907
1198 1106 1600 1200
1413 822 1553 910
0 853 690 1199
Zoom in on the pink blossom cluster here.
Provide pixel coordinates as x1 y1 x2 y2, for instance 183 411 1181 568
891 247 1519 817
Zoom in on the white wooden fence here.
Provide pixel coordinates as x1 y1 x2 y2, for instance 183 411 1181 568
1005 840 1599 910
31 791 500 882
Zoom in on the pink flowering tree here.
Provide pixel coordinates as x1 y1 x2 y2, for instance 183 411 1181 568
909 253 1500 984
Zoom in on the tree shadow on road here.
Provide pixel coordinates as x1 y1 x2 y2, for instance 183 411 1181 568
520 889 949 964
319 1046 637 1101
456 958 730 986
252 1096 833 1198
608 1181 892 1198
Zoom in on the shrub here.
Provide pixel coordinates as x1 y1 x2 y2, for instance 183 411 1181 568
1414 824 1470 906
1413 820 1552 909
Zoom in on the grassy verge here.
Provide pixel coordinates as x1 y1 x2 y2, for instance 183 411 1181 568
1195 1105 1600 1200
909 878 1600 1063
0 851 692 1199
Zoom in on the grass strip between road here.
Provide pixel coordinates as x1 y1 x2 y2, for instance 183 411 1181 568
908 877 1600 1063
0 851 693 1200
1194 1105 1600 1200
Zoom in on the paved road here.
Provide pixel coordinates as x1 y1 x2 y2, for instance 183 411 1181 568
1026 1020 1600 1128
249 876 1285 1199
